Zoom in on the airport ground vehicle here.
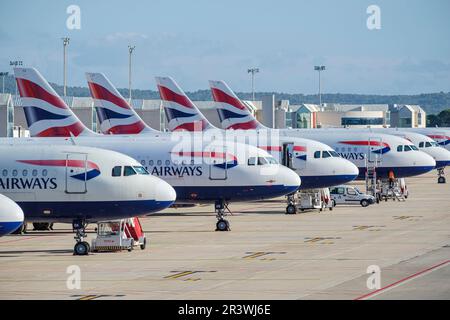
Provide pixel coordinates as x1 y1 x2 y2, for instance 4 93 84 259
329 185 375 207
91 217 146 252
286 188 333 213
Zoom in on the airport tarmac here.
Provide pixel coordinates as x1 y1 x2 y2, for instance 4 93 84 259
0 172 449 300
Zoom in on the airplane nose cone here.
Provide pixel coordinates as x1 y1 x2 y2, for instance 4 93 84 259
410 152 436 176
335 160 359 185
155 179 177 204
281 166 301 194
0 195 24 236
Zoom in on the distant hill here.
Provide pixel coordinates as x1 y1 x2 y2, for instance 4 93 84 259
2 74 450 114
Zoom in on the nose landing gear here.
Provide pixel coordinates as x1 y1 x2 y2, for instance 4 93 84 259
73 219 90 255
215 200 230 231
437 168 446 184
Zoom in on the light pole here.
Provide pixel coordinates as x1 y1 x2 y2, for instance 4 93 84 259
314 65 325 106
0 72 8 94
247 67 259 101
10 60 23 96
128 45 135 100
62 37 70 97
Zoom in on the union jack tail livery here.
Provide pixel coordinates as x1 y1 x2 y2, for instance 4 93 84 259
156 76 214 132
86 72 157 134
209 80 266 130
13 68 95 137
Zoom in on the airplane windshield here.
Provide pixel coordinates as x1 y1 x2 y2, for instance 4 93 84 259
133 166 150 175
266 157 278 164
329 151 340 157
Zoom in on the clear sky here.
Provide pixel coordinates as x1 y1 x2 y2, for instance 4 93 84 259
1 0 449 94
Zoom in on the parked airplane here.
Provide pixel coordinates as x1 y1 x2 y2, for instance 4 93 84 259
208 80 436 180
0 194 24 236
399 128 450 151
85 72 359 192
0 144 176 254
336 128 450 183
13 68 301 231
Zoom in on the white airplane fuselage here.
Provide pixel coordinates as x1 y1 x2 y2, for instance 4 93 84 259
0 144 176 223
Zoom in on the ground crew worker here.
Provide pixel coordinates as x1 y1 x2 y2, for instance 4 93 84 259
388 170 395 189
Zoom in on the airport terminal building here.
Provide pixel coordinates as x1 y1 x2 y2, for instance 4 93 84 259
0 93 426 137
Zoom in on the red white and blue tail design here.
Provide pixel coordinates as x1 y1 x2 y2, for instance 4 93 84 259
156 76 214 132
86 72 156 135
209 80 266 130
13 68 95 137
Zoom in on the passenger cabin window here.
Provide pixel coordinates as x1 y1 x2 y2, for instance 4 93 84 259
314 151 321 159
248 157 256 166
124 166 137 176
112 166 122 177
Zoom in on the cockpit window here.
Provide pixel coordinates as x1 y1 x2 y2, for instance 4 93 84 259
419 142 424 148
425 142 432 148
404 145 412 152
257 157 268 165
322 151 331 158
133 166 149 175
248 157 256 166
329 151 340 157
314 151 321 159
124 166 137 176
112 166 122 177
410 145 418 151
397 145 403 152
266 157 278 164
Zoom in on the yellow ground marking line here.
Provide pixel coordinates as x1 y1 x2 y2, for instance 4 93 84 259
243 252 268 259
164 271 195 279
78 295 101 300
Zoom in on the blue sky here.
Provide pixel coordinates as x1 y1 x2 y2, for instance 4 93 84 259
1 0 449 94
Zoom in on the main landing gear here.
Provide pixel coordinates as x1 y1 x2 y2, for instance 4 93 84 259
437 168 446 184
215 200 230 231
73 219 90 255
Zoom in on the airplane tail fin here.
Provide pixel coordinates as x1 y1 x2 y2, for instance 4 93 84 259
155 76 214 132
14 67 96 137
85 72 157 134
209 80 266 130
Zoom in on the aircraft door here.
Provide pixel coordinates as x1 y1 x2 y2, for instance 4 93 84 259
65 153 87 194
209 158 227 180
368 137 383 164
282 143 294 168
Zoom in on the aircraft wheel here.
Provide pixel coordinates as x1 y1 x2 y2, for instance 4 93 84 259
285 204 297 215
216 219 230 232
74 242 89 256
438 176 446 184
